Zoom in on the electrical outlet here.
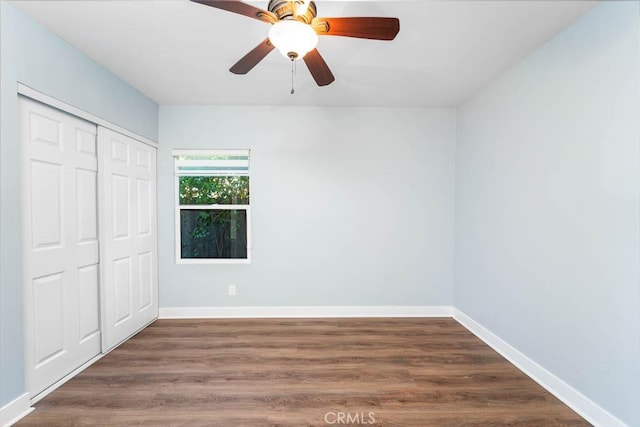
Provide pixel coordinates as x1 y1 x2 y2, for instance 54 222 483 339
228 284 236 296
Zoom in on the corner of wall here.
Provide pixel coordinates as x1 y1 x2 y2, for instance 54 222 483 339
453 309 628 427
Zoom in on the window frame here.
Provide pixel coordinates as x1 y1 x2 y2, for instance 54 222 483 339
173 149 251 265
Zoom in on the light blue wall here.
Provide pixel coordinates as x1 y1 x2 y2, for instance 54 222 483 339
0 2 158 407
454 2 640 425
159 106 456 308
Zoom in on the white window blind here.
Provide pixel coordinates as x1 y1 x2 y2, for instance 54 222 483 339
174 150 250 177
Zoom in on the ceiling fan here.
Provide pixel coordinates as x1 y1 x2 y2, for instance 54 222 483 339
191 0 400 87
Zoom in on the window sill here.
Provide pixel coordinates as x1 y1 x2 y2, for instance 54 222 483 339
176 258 251 265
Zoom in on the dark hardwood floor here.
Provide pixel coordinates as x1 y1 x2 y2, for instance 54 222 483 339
17 318 590 426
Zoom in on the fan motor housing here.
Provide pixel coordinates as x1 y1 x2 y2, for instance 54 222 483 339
268 0 317 24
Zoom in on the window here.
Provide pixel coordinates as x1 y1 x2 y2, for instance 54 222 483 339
173 150 250 263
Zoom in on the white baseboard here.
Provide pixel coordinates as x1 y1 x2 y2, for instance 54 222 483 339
0 393 33 427
159 305 453 319
453 309 627 427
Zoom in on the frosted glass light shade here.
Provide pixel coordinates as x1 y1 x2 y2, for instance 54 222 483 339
268 20 319 60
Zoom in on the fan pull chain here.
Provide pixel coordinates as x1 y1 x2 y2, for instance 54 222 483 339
290 58 296 95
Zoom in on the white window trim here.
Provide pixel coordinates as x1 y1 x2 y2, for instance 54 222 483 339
173 150 251 264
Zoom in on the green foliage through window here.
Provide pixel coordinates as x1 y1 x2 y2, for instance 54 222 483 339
179 176 249 205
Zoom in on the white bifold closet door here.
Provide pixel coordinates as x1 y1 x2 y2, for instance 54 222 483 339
20 97 102 398
99 127 158 351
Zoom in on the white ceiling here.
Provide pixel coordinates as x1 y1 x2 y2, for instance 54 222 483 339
12 0 597 106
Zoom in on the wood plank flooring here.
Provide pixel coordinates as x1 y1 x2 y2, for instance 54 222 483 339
17 318 590 426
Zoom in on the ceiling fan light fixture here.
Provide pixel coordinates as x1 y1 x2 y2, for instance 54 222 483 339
268 20 318 60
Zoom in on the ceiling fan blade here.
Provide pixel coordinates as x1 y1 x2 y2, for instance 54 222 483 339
312 17 400 40
303 49 335 86
191 0 277 24
230 39 275 74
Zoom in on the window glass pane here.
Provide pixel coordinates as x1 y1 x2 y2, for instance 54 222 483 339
179 176 249 205
180 209 248 259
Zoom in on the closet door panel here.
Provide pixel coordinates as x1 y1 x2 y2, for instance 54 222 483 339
138 251 153 311
100 127 158 351
30 160 62 241
77 264 101 342
21 97 101 398
76 169 98 243
32 273 65 366
113 257 133 325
